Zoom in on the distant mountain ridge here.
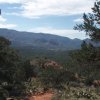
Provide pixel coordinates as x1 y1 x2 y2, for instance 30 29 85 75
0 28 99 51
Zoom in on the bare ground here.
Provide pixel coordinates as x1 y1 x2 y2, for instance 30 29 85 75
28 93 54 100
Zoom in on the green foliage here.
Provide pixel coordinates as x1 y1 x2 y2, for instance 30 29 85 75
19 47 70 68
37 65 76 90
0 43 24 84
69 41 100 84
73 0 100 83
0 86 9 100
39 67 60 88
0 36 26 98
53 87 100 100
23 78 44 95
23 60 36 80
74 0 100 41
70 41 97 63
0 36 11 48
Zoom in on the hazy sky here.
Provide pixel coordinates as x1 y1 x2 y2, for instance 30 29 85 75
0 0 95 39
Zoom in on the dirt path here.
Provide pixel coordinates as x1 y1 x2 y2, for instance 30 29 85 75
28 93 54 100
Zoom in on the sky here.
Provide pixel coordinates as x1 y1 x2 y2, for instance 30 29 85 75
0 0 95 39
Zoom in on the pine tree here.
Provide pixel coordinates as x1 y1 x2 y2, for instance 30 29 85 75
74 0 100 41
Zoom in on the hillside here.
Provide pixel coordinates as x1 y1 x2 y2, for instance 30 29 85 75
0 28 83 50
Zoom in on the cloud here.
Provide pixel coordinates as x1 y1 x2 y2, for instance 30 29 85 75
0 23 17 28
21 0 95 18
0 16 6 22
1 0 95 18
5 12 21 16
7 6 22 10
22 0 93 17
29 27 88 39
74 18 83 23
0 0 21 4
0 16 17 28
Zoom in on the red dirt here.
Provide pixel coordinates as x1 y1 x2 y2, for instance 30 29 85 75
28 93 54 100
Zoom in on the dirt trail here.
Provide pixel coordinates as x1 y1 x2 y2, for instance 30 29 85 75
28 93 54 100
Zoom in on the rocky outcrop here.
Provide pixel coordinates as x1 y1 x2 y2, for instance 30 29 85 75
93 80 100 87
30 59 62 69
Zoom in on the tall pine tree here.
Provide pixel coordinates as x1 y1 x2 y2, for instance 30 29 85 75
74 0 100 41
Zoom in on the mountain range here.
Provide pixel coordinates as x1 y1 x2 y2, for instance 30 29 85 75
0 28 100 50
0 28 99 51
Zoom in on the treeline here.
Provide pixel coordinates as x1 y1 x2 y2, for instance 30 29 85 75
68 41 100 84
0 0 100 99
0 34 100 99
0 36 80 99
